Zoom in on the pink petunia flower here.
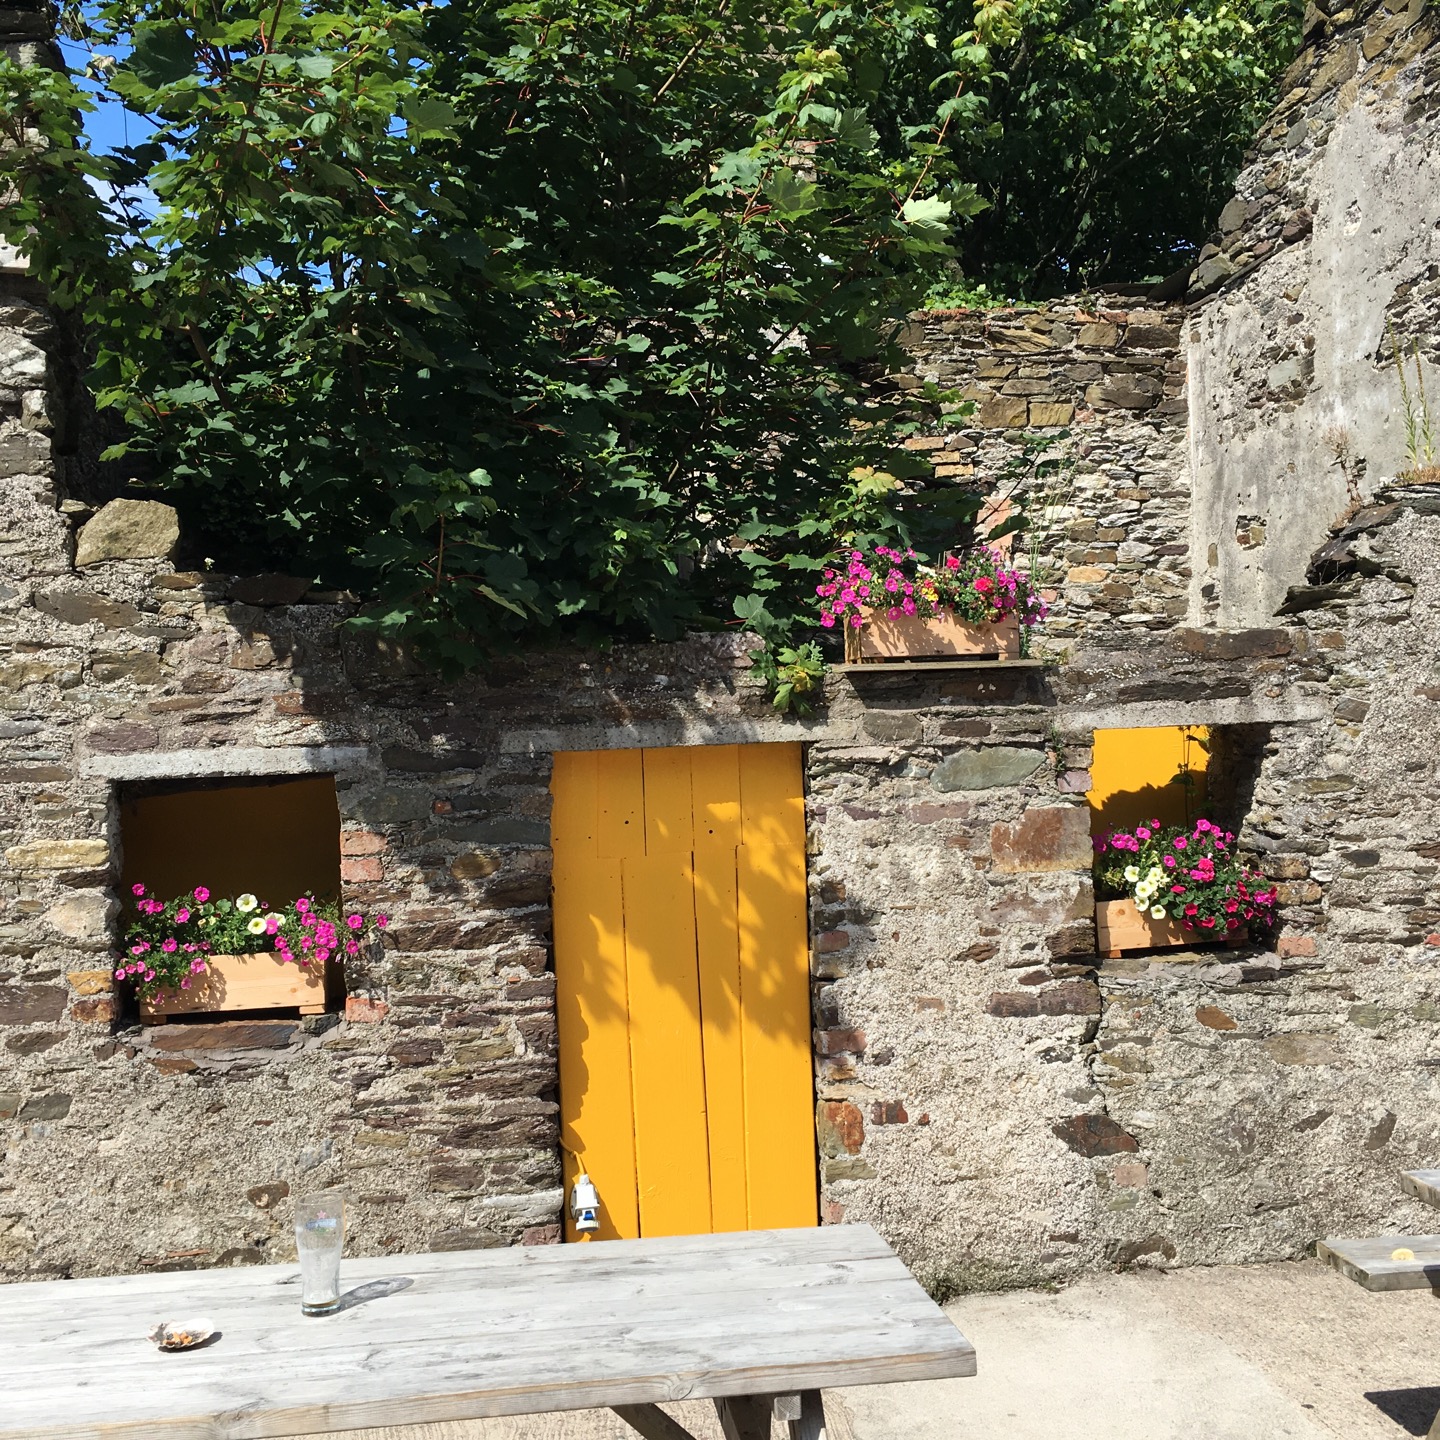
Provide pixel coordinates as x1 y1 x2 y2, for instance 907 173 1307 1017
161 938 178 954
194 886 210 903
346 914 363 931
131 883 146 897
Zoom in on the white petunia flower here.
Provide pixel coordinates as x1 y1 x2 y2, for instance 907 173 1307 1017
246 916 267 935
1150 905 1168 919
236 893 259 913
1147 867 1164 883
1123 866 1140 883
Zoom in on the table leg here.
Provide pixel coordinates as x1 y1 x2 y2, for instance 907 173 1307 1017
714 1395 772 1440
611 1403 700 1440
769 1391 827 1439
787 1390 826 1440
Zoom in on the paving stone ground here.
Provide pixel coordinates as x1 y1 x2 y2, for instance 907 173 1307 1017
289 1259 1440 1440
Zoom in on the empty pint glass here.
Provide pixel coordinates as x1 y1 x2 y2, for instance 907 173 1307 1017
294 1192 345 1315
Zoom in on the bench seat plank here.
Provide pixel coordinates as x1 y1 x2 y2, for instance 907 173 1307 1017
0 1224 974 1440
1401 1170 1440 1209
1318 1233 1440 1291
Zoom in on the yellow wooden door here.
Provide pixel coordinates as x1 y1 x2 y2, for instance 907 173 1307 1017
551 743 817 1240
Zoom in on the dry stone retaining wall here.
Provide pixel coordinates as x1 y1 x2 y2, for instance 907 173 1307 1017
895 298 1190 652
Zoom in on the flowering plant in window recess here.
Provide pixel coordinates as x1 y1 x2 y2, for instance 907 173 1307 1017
1093 819 1278 936
815 544 1048 631
117 885 388 998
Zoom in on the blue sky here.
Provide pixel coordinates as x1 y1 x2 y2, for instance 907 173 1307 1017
57 35 138 156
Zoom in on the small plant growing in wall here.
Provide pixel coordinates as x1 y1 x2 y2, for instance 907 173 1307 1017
1388 323 1438 482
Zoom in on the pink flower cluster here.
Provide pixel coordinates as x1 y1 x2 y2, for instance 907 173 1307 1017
1095 816 1279 935
815 546 912 629
815 543 1048 633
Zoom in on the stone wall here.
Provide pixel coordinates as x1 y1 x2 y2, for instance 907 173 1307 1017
0 510 1342 1286
1188 0 1440 627
7 0 1440 1298
896 298 1190 653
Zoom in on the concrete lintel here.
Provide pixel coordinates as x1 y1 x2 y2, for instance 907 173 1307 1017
82 744 373 782
498 718 859 753
1059 696 1328 735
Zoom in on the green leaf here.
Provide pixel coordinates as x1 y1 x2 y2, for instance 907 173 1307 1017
901 195 952 233
127 23 196 87
763 167 823 219
834 108 879 150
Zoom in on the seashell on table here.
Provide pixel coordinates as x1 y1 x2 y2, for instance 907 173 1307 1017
147 1317 216 1352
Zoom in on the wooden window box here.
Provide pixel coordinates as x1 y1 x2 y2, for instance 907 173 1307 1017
844 611 1021 663
139 952 325 1023
1096 900 1247 959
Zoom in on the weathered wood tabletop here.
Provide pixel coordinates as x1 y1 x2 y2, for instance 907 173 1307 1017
1 1223 975 1440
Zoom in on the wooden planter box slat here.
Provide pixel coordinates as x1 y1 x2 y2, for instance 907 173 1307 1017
139 951 325 1023
844 610 1021 663
1096 899 1246 959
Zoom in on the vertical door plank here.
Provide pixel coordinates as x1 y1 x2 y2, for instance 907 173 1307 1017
643 747 695 855
691 745 747 1230
692 744 742 855
695 845 747 1233
738 743 806 852
553 852 639 1241
596 748 646 860
550 750 599 857
737 837 816 1229
623 851 713 1237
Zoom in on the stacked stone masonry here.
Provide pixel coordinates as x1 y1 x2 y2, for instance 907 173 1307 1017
5 0 1440 1296
895 299 1190 651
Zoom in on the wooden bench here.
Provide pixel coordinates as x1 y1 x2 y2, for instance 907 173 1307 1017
1320 1170 1440 1436
0 1223 975 1440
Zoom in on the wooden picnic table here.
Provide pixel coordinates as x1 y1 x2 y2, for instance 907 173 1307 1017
1319 1170 1440 1291
1 1223 975 1440
1321 1170 1440 1439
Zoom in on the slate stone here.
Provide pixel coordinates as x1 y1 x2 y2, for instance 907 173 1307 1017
430 1228 506 1252
0 428 50 478
380 746 486 773
5 840 109 871
226 573 312 606
1052 1114 1140 1157
18 1093 71 1121
933 747 1044 791
862 711 923 744
1264 1032 1342 1066
73 499 180 567
817 1100 865 1156
388 1038 442 1067
148 1021 298 1052
0 985 66 1025
991 806 1092 873
5 1031 60 1055
34 590 143 629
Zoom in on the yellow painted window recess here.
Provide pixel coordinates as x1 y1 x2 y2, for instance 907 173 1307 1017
550 743 818 1241
1088 726 1209 835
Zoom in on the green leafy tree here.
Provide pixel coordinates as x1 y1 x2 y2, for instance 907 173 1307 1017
0 0 980 676
890 0 1303 296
